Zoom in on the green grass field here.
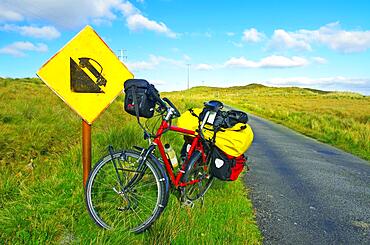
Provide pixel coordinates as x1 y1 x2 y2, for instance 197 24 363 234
0 78 262 244
1 77 369 244
165 84 370 161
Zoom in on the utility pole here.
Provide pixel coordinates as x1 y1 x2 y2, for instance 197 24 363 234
187 64 190 90
117 49 127 62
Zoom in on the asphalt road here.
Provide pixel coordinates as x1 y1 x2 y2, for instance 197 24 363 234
245 114 370 245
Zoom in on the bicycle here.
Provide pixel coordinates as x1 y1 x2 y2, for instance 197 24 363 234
85 83 221 233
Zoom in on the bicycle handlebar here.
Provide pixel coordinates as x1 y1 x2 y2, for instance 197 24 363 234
163 97 181 117
148 84 180 119
155 94 168 109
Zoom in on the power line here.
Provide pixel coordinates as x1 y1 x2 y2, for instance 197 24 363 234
117 49 127 62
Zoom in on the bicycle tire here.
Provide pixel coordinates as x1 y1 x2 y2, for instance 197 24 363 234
85 150 168 233
182 151 214 201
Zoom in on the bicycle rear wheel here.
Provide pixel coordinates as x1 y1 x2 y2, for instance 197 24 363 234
85 150 167 233
182 151 214 201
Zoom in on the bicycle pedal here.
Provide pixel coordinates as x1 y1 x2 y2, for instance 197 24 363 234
181 199 194 208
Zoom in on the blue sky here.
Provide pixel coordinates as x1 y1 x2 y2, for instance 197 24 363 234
1 0 370 94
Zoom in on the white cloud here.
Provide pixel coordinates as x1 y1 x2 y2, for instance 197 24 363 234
126 54 185 71
231 41 243 48
224 55 309 69
126 60 156 70
109 0 177 38
151 55 184 67
312 22 370 53
195 64 214 71
269 29 312 51
0 5 23 22
0 0 117 28
0 41 48 57
312 56 327 64
126 14 177 38
205 32 212 38
116 1 136 16
242 28 264 43
261 76 370 94
171 47 180 53
269 22 370 53
183 54 191 61
0 24 60 39
0 0 177 38
151 79 166 85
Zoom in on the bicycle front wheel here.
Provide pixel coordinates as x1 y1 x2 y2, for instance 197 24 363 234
85 150 167 233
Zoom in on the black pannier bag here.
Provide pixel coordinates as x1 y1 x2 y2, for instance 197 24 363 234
210 147 246 181
199 106 249 130
124 79 159 118
223 110 248 128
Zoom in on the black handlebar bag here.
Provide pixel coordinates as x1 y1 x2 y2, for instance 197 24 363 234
124 79 159 118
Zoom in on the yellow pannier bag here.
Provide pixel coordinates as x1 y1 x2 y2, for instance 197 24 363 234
177 108 254 157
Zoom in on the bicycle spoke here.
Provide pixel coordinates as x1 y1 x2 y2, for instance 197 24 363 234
128 193 157 214
86 151 165 232
129 204 145 224
92 180 118 189
130 191 157 204
183 152 213 201
131 181 157 191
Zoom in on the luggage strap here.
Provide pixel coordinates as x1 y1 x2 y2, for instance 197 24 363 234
217 125 247 132
131 86 150 138
131 85 141 124
188 108 199 119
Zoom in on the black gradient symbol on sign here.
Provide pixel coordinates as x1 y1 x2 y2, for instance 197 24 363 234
70 57 107 93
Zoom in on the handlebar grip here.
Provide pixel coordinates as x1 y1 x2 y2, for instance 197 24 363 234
157 97 167 109
163 97 181 117
148 84 167 108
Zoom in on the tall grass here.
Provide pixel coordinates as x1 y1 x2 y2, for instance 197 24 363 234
0 78 262 244
165 85 370 161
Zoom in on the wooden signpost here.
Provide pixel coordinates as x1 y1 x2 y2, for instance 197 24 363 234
37 25 134 186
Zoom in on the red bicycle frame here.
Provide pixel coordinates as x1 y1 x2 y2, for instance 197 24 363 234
153 120 207 188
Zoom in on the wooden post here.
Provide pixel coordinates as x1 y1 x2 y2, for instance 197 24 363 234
82 120 91 188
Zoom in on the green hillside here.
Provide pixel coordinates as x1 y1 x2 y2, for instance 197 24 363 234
165 84 370 161
1 77 369 244
0 78 262 244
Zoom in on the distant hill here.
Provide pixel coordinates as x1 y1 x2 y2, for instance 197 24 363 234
187 83 366 97
0 77 43 85
0 78 366 98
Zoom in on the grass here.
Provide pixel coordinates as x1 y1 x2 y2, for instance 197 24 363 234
0 78 262 244
2 77 368 243
165 84 370 161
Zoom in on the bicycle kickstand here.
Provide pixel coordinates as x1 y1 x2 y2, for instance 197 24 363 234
179 188 195 208
199 196 205 207
181 199 195 208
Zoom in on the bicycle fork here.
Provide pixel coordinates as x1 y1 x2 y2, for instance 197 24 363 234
108 145 155 192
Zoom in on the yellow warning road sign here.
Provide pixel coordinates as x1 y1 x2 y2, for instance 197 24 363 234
37 25 134 124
